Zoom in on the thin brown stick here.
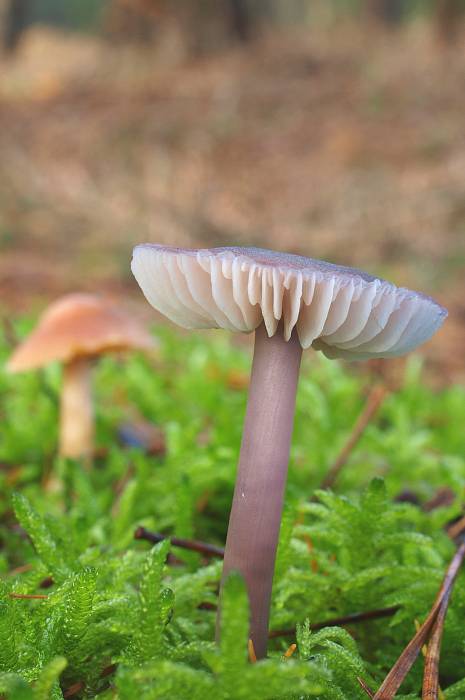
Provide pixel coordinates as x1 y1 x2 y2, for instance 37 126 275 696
320 385 387 490
422 588 451 700
283 643 297 658
63 681 85 698
423 488 455 513
446 515 465 541
63 664 117 698
371 539 465 699
6 564 33 576
100 663 118 679
268 605 400 638
358 677 375 698
134 526 225 558
9 593 48 600
6 567 54 589
248 639 257 663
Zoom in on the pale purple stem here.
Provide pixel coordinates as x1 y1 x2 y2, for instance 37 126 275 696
217 323 303 659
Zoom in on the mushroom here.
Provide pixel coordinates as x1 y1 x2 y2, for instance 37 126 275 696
7 293 155 461
131 244 447 658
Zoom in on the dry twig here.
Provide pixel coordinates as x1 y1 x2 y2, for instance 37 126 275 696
320 385 387 490
134 526 225 558
63 681 85 698
423 488 455 513
357 677 375 698
9 593 47 600
361 539 465 700
6 563 32 576
283 643 297 659
62 664 117 698
248 639 257 663
268 605 400 638
446 515 465 541
422 589 451 700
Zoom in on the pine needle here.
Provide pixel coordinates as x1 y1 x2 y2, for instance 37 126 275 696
269 605 400 639
320 385 387 490
422 589 451 700
135 526 225 558
248 639 257 663
283 643 297 659
370 539 465 699
9 593 48 600
357 676 375 698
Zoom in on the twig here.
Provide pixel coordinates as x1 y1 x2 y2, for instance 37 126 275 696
6 564 33 576
248 639 257 663
283 643 297 658
268 605 400 638
100 663 118 679
63 681 85 698
7 566 54 590
394 489 420 506
446 515 465 541
423 488 455 513
358 677 375 698
370 539 465 699
320 385 387 490
63 664 117 698
134 526 225 558
9 593 48 600
422 588 451 700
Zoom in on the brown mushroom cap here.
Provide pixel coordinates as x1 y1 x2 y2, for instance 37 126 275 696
131 244 447 360
7 293 155 372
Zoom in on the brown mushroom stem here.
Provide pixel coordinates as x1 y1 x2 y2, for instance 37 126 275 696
60 357 94 460
218 323 302 659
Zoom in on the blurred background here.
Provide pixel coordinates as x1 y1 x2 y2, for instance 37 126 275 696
0 0 464 377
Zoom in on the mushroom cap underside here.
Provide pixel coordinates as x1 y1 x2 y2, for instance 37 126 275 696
131 244 447 360
7 293 155 372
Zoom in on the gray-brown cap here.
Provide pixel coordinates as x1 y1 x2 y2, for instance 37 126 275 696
7 293 155 372
131 244 447 359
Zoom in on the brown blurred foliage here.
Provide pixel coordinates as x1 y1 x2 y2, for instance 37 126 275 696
105 0 253 52
0 5 464 378
436 0 465 42
0 0 30 52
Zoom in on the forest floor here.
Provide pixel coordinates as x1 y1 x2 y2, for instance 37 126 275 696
0 19 464 379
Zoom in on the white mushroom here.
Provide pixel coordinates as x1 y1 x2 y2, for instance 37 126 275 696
131 243 447 659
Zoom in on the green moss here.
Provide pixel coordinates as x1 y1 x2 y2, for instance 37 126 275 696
1 324 464 697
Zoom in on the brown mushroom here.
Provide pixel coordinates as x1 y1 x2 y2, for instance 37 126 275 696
7 293 155 461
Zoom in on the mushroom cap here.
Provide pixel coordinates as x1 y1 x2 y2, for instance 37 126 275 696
7 293 156 372
131 244 447 360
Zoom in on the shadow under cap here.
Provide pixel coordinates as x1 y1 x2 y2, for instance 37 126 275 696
131 244 447 358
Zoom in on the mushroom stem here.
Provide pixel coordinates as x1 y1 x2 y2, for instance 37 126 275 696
218 323 302 659
60 357 94 460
